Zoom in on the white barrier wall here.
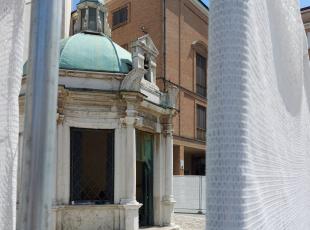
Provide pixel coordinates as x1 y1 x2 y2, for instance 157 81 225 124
173 176 206 214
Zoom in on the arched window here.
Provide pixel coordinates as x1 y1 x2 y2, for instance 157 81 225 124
192 41 208 98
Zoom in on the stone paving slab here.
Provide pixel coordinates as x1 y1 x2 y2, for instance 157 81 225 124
140 213 205 230
173 213 205 230
139 225 179 230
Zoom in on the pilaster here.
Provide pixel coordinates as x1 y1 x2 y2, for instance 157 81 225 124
84 7 89 31
119 93 143 230
161 115 176 226
119 93 142 206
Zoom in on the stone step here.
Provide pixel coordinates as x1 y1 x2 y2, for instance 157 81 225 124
139 225 180 230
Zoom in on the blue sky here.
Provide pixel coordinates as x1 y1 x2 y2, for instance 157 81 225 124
300 0 310 7
72 0 310 11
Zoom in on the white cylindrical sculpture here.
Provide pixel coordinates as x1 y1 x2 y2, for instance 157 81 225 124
17 0 62 229
207 0 310 229
0 1 24 229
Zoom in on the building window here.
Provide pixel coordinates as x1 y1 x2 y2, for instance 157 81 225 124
88 7 97 31
196 105 206 141
70 128 114 204
196 53 207 98
112 5 128 28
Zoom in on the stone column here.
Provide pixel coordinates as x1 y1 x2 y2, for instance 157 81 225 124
162 117 176 226
120 95 142 230
122 114 138 205
164 124 174 201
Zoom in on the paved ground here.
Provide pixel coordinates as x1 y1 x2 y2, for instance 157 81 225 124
140 213 205 230
173 213 205 230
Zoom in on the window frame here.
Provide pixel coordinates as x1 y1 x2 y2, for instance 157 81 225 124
112 3 130 30
196 104 206 141
70 127 115 205
195 52 207 98
88 7 97 31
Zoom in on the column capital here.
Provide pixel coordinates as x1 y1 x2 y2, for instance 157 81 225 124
121 92 144 103
121 116 138 127
119 92 144 127
161 115 174 135
57 87 68 125
162 123 173 136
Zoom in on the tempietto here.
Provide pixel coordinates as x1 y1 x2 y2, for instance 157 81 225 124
20 0 179 229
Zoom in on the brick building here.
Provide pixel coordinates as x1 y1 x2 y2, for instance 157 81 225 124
106 0 208 176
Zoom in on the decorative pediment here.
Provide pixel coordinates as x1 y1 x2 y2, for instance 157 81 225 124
132 34 159 57
131 35 159 84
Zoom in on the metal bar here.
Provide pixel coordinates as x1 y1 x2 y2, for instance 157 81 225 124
198 176 202 213
17 0 62 229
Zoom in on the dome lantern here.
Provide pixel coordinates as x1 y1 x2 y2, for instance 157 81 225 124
73 0 111 36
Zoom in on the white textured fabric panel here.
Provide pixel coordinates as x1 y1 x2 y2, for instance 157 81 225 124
0 0 23 229
207 0 310 229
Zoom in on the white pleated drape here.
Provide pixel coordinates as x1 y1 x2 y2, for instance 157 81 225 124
0 0 24 230
207 0 310 229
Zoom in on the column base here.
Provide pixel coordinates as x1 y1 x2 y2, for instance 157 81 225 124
122 202 142 230
162 196 176 226
162 195 176 204
120 198 141 205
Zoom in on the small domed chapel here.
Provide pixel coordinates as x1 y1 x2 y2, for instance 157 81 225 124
19 0 178 229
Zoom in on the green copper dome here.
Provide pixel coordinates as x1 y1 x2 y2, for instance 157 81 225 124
59 33 132 73
23 33 132 75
